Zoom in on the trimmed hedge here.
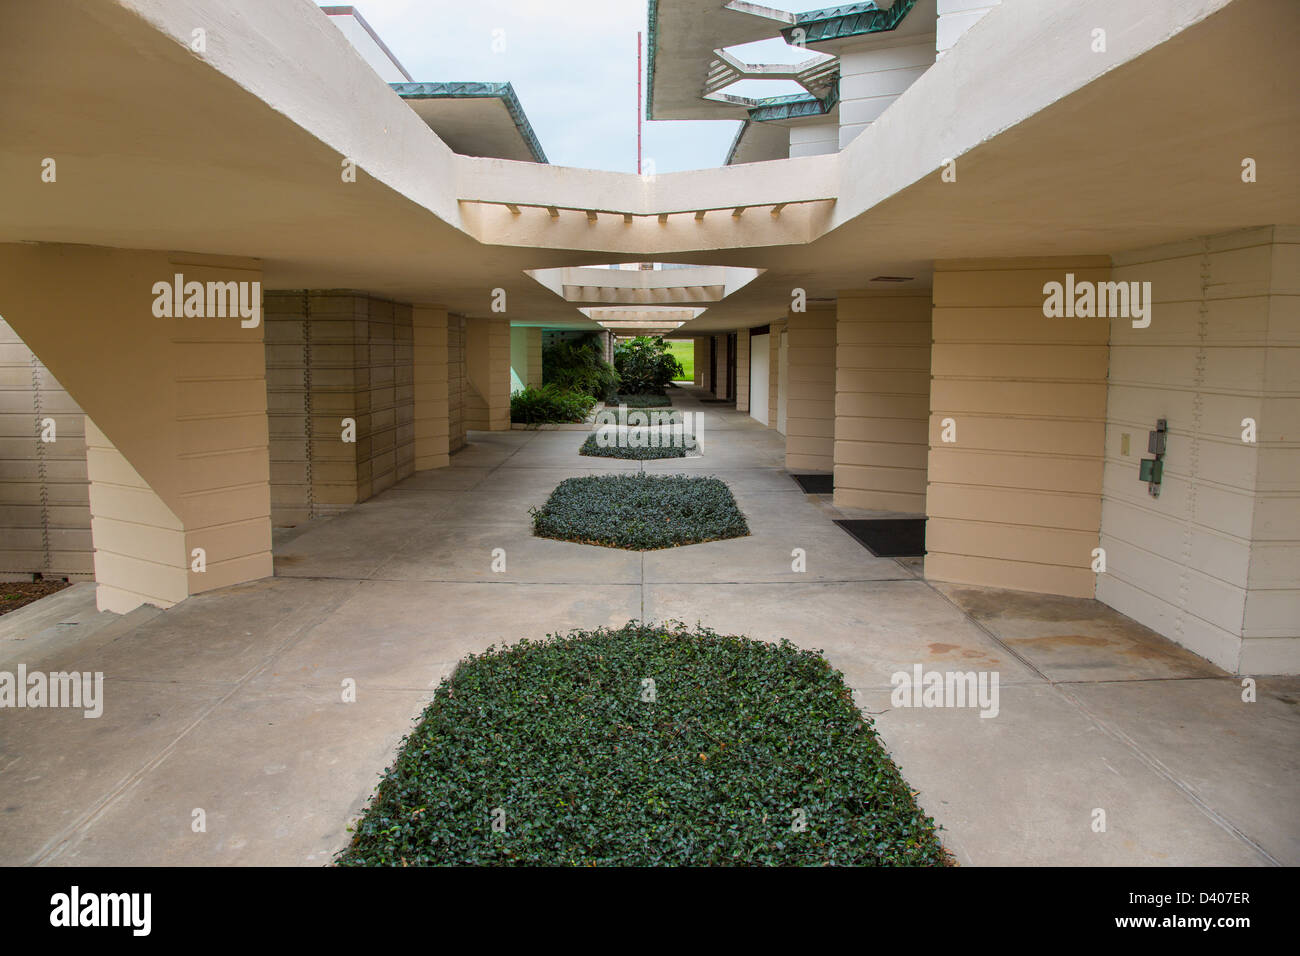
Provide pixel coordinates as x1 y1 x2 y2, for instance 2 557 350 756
531 474 747 550
337 621 947 867
579 432 687 460
615 393 673 408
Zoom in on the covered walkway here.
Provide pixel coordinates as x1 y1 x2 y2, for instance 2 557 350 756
2 389 1294 866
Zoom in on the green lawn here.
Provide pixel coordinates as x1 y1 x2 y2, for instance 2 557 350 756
664 338 693 381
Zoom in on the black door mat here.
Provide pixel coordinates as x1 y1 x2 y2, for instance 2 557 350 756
834 518 926 557
698 398 735 404
790 473 834 494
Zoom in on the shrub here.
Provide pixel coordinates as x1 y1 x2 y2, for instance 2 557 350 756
614 336 683 395
337 621 947 867
579 432 687 460
542 334 619 400
531 474 747 550
614 393 672 408
510 385 596 424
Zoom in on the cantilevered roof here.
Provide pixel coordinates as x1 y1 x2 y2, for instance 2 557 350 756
781 1 921 48
647 0 797 121
4 0 1295 337
394 82 547 164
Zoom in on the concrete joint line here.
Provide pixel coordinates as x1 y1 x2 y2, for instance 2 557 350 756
922 575 1278 865
30 581 364 866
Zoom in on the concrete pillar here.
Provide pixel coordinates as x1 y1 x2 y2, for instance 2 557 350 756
1097 226 1299 674
769 319 786 431
927 256 1111 599
263 291 416 522
448 314 467 453
0 244 273 613
736 329 750 412
785 303 836 471
0 318 93 581
834 292 932 513
465 316 510 431
413 305 450 471
693 338 706 387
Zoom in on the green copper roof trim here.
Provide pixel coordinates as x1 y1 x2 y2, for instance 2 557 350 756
391 81 548 164
781 0 918 44
747 81 840 123
724 120 750 166
725 80 840 165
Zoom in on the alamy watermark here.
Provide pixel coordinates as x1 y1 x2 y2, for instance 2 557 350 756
1043 273 1151 328
0 665 103 718
151 272 261 328
594 405 703 451
890 664 999 718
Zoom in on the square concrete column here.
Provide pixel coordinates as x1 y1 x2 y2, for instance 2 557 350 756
0 244 273 613
927 256 1111 599
834 292 932 512
768 319 786 431
264 291 418 522
413 305 450 471
465 316 510 431
448 314 467 452
736 330 750 412
785 303 836 471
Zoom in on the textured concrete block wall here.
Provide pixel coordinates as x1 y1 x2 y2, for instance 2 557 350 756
1 246 273 613
465 316 510 431
926 257 1110 599
834 292 932 513
736 329 750 413
448 314 467 453
1098 227 1300 674
785 304 837 471
0 318 93 580
264 290 421 525
413 306 450 471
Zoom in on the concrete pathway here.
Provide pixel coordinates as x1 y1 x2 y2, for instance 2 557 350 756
1 388 1295 865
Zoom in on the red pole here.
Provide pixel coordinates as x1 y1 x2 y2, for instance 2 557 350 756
637 31 643 175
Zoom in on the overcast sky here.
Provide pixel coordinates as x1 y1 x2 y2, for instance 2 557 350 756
322 0 812 173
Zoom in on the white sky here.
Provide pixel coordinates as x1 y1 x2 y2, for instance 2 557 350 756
322 0 816 172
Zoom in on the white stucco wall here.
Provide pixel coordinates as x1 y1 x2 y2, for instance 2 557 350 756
936 0 1002 57
789 122 840 158
838 39 936 149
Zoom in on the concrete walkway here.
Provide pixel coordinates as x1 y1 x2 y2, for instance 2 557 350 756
1 387 1295 866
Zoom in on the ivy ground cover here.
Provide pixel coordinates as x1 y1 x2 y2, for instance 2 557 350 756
338 622 947 867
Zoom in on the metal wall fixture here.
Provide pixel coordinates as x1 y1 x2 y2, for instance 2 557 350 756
1139 418 1167 497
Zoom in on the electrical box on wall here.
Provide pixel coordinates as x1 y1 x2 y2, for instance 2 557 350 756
1140 419 1167 497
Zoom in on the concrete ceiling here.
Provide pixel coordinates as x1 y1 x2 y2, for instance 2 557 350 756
402 97 540 164
1 0 1297 337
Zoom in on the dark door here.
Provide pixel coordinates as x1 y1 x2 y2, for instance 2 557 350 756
709 337 717 395
726 333 736 400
